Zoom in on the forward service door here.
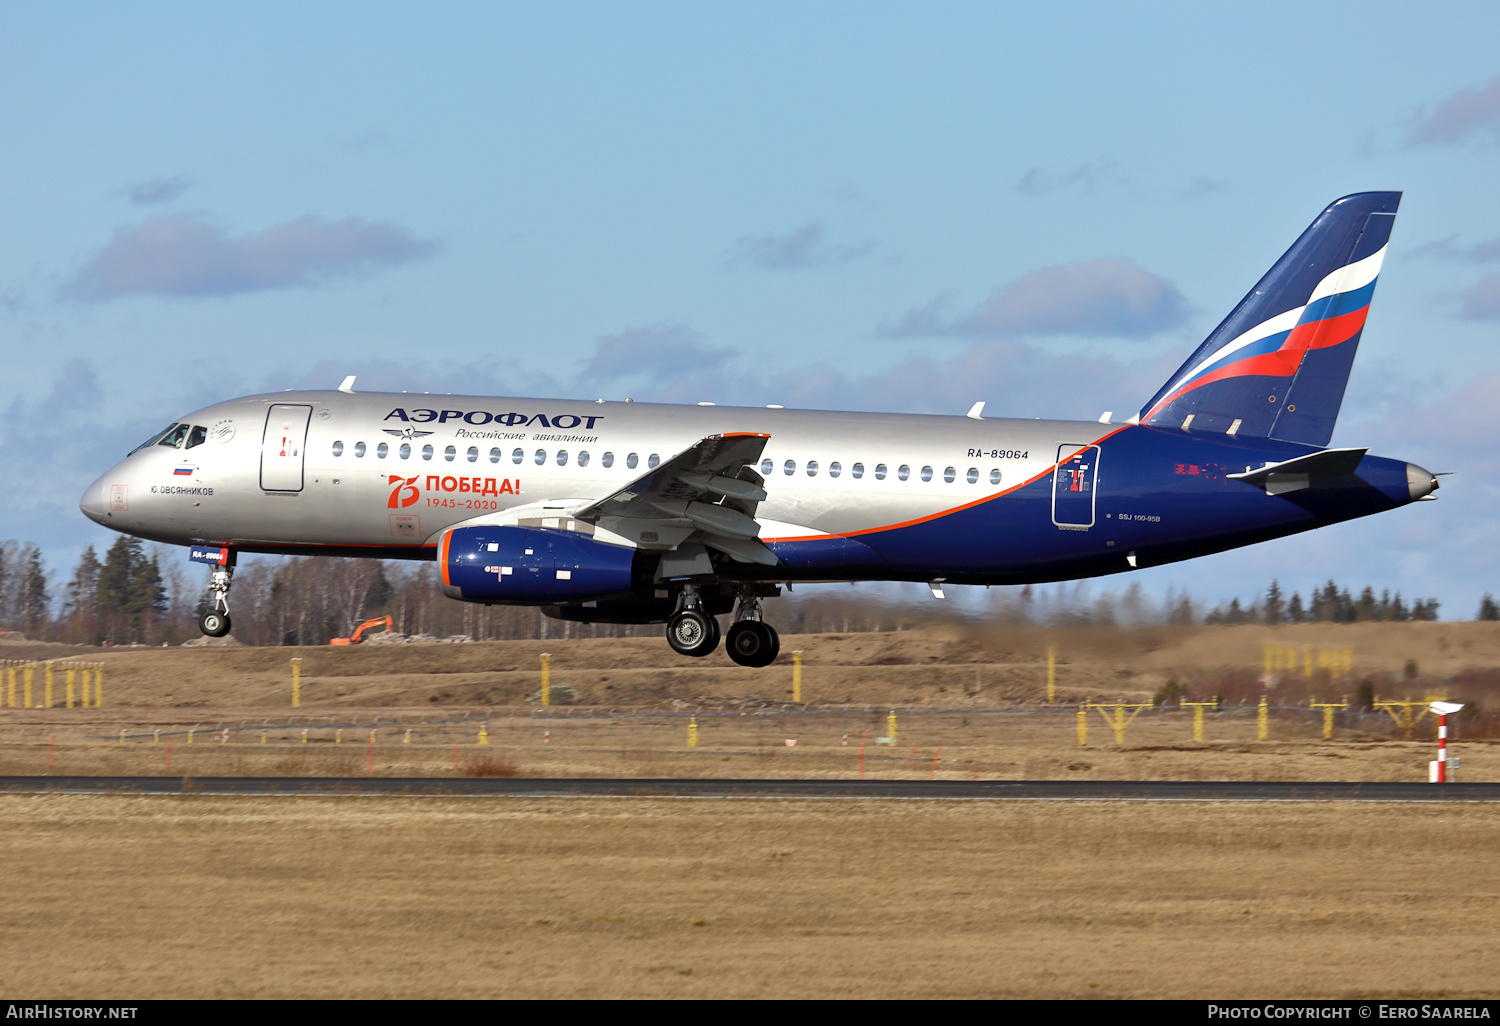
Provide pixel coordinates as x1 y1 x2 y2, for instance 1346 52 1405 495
260 404 313 492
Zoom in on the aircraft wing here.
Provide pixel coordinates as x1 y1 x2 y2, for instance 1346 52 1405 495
574 432 779 567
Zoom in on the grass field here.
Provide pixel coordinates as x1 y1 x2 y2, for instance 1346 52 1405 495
0 795 1494 999
2 710 1496 782
3 623 1496 998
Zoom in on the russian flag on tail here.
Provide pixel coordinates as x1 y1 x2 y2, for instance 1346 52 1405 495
1139 192 1400 448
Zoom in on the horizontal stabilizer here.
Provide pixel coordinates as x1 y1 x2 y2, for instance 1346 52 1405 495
1227 447 1367 494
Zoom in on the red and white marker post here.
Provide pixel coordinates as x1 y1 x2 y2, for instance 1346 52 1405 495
1430 701 1464 783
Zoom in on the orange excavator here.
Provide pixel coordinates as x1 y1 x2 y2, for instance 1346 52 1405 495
330 615 394 646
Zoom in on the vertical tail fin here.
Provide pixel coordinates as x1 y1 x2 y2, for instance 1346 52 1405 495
1140 192 1400 446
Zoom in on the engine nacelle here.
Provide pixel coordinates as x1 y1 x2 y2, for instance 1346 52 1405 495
441 525 640 605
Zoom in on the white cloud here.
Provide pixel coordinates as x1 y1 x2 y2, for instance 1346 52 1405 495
68 214 439 300
1406 73 1500 146
726 222 874 271
124 175 191 206
1016 159 1120 197
883 258 1190 340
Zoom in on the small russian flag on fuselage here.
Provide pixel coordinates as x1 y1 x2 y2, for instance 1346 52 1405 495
174 466 193 476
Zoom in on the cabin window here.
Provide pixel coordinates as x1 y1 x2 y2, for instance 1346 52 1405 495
648 454 660 469
806 460 819 477
967 467 978 484
875 464 887 480
354 442 366 458
331 441 344 457
422 444 434 460
557 450 569 466
627 453 639 469
921 466 933 482
943 466 956 483
784 459 796 476
578 451 590 467
399 443 411 460
899 465 911 481
489 447 501 464
602 452 615 468
444 445 456 462
852 463 864 479
512 448 524 464
829 462 841 478
990 468 1002 485
761 458 773 475
466 446 478 463
377 442 389 459
534 449 546 465
186 425 207 449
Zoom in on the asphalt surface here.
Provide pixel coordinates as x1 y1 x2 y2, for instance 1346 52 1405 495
1 776 1498 800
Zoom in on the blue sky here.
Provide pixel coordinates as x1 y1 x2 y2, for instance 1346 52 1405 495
5 1 1500 616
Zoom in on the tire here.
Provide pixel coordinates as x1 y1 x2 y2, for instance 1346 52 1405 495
666 609 719 657
199 610 232 638
764 623 781 664
726 620 777 668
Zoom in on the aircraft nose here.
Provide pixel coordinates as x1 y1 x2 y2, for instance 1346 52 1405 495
79 471 112 525
1406 462 1439 501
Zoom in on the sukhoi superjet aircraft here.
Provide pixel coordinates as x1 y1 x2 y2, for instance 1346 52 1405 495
82 193 1437 666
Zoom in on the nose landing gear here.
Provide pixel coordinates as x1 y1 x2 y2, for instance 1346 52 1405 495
197 560 236 638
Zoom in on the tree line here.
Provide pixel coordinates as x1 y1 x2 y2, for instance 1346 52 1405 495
1203 579 1441 625
0 538 1481 647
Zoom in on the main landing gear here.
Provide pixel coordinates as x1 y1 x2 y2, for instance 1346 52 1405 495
665 584 780 667
666 584 720 657
197 557 236 638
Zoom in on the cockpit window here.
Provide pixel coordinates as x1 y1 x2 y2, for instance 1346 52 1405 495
158 424 191 449
185 425 207 449
130 423 181 455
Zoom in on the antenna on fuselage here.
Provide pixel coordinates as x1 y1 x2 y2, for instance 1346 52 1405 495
966 402 985 420
338 376 357 394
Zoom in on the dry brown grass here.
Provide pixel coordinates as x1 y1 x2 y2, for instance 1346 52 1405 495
0 795 1494 999
3 707 1496 782
7 621 1500 712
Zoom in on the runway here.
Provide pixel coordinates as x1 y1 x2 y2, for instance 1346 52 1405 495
1 776 1498 800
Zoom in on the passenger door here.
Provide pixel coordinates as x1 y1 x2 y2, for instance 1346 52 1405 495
260 404 313 492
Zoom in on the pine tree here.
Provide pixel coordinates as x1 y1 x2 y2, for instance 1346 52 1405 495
1479 594 1500 621
18 548 48 636
1287 592 1306 623
62 545 103 644
1264 580 1285 625
96 537 167 643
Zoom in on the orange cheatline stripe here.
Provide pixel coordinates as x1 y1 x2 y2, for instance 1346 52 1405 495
762 426 1130 542
439 531 452 587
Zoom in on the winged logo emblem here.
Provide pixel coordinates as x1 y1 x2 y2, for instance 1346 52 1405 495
383 427 435 441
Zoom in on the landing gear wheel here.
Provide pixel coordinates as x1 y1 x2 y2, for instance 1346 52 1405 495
199 609 232 638
726 620 778 668
666 609 720 657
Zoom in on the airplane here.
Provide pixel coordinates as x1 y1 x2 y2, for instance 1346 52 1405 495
80 192 1437 666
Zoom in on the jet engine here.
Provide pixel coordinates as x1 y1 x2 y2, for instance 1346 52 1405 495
441 525 643 604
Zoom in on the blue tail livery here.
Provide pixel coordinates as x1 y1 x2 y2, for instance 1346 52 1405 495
82 192 1438 664
1140 191 1400 446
